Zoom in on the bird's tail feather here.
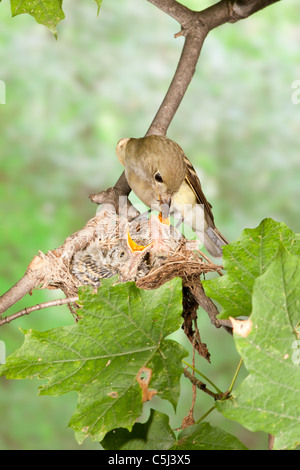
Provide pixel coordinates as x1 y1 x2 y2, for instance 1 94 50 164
203 226 228 258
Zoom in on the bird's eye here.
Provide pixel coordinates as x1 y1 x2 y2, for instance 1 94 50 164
154 172 163 183
119 251 126 259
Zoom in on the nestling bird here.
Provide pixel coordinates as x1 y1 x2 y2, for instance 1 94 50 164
71 242 129 287
116 135 228 257
71 229 154 286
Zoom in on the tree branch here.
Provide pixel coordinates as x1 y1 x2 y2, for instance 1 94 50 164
146 0 281 135
146 30 207 136
146 0 194 25
90 0 281 206
0 269 44 315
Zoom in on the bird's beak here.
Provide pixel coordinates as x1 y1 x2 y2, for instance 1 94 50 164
126 228 152 253
159 196 171 219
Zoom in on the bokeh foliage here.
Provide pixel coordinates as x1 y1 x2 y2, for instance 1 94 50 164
0 0 299 449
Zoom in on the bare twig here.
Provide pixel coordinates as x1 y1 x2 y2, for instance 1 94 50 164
0 297 79 327
181 347 197 429
182 283 211 361
186 278 232 332
183 368 222 400
268 434 275 450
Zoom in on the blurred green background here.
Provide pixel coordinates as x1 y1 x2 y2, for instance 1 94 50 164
0 0 299 450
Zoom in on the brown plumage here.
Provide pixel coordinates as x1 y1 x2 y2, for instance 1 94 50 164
116 135 228 257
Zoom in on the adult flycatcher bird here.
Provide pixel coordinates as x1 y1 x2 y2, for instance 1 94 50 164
116 135 228 257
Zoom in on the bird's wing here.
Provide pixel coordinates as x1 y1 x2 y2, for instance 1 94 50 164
183 154 215 225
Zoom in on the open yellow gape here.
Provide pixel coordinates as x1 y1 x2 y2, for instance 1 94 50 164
126 213 170 253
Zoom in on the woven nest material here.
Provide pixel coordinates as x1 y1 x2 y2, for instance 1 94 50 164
70 211 222 289
28 209 221 293
22 209 227 359
35 210 222 298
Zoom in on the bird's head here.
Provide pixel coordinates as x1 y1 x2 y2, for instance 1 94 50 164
116 135 187 216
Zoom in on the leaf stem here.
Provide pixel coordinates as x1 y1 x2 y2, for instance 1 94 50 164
227 358 243 396
193 358 244 426
195 405 217 424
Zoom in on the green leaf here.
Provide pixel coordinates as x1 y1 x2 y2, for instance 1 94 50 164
7 0 103 33
174 421 248 450
217 247 300 449
102 409 248 450
0 278 186 444
102 410 176 450
203 218 300 319
10 0 65 34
